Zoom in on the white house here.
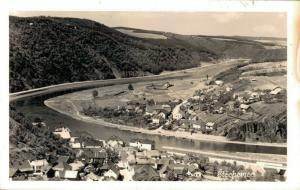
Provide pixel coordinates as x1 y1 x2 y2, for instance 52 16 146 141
206 122 215 130
86 172 101 181
30 159 49 173
215 80 224 86
69 137 81 148
192 123 201 130
107 140 123 148
129 139 154 151
173 112 183 120
191 171 202 178
270 87 282 95
53 127 71 139
103 167 120 180
226 87 233 92
117 160 129 169
120 167 135 181
152 118 160 124
64 170 78 180
240 104 250 112
191 96 200 100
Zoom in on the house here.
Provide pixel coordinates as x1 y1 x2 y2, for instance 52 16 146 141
120 167 135 181
129 139 155 151
117 160 129 169
103 166 120 180
133 165 160 181
82 149 107 163
270 87 282 95
82 139 104 149
226 101 236 112
191 96 200 101
162 104 172 109
32 122 46 127
63 170 79 180
53 162 72 172
172 164 187 180
126 105 135 112
107 137 123 148
145 105 162 115
69 160 85 171
226 87 233 92
158 112 166 119
86 172 101 181
192 122 202 130
135 158 156 165
191 171 203 178
18 160 34 174
69 137 81 148
150 82 173 90
136 151 147 159
9 168 18 179
99 163 110 172
152 116 162 124
173 112 183 120
53 162 72 178
53 127 71 139
187 164 198 174
215 80 224 86
127 154 136 165
156 158 171 169
213 106 225 114
145 150 160 159
159 164 172 179
240 104 250 112
206 122 215 130
30 159 49 173
250 92 260 99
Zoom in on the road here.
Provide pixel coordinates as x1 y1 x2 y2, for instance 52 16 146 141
10 59 240 102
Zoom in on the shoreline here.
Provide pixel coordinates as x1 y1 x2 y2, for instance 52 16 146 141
45 100 287 148
162 146 286 164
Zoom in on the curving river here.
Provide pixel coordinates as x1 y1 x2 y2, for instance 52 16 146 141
12 90 287 155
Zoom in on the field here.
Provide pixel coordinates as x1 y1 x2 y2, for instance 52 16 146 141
46 60 239 113
116 28 168 39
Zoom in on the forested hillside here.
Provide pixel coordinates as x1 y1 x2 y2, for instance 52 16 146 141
9 105 75 168
10 16 287 93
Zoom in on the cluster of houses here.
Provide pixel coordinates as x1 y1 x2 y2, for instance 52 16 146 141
10 123 286 181
93 80 285 136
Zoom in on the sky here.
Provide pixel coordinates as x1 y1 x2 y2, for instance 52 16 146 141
10 11 286 38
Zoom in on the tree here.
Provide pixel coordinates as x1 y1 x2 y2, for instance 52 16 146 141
167 170 178 181
128 83 134 91
92 90 98 98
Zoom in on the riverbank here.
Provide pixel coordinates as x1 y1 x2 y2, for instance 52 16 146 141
162 146 286 164
45 99 287 148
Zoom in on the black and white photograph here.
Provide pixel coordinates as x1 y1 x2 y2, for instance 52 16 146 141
8 11 288 182
1 0 300 189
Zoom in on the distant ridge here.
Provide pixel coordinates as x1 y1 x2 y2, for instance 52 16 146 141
9 16 286 93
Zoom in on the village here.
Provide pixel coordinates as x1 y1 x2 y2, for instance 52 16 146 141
82 77 287 143
9 124 286 181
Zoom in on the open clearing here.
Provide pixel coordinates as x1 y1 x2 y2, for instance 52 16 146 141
116 28 168 39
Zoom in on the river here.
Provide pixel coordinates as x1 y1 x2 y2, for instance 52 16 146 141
11 91 287 155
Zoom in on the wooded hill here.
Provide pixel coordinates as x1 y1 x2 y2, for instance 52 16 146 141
10 16 287 93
